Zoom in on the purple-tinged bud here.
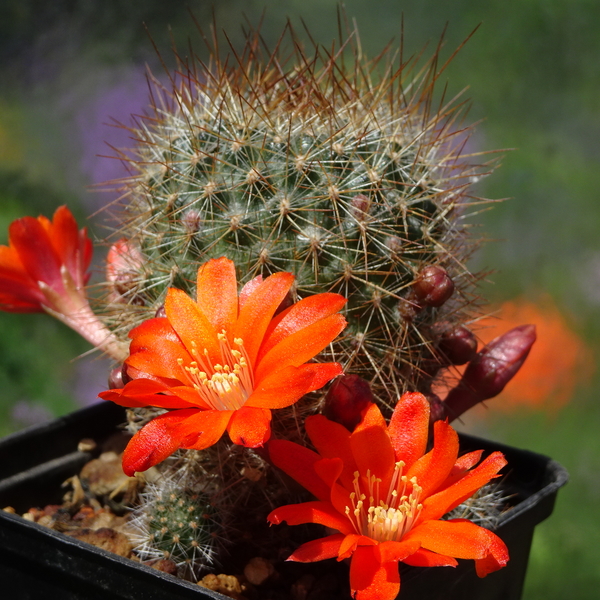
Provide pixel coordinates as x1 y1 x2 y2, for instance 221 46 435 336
106 239 145 303
155 305 166 318
439 324 537 422
180 208 202 234
351 194 371 220
436 324 478 365
323 374 374 431
412 266 454 307
108 366 125 389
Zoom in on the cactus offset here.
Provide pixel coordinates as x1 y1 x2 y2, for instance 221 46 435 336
103 23 491 411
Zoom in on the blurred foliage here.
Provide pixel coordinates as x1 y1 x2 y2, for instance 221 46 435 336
0 1 598 597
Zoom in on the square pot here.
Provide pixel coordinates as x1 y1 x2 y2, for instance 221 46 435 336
0 402 568 600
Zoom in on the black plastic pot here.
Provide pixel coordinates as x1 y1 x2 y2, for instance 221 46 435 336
0 402 567 600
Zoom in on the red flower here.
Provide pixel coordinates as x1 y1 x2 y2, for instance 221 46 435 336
0 205 92 313
100 257 347 476
268 392 509 600
0 205 127 360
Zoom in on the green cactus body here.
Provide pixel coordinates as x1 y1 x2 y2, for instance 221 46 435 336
105 25 490 410
129 478 216 578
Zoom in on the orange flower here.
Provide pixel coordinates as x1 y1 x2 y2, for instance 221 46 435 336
0 205 92 313
0 205 127 360
100 257 347 476
268 392 508 600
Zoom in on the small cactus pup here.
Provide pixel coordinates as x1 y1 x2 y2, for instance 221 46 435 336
104 21 497 411
129 475 217 579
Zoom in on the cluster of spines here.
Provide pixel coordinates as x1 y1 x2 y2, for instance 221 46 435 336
100 22 493 411
128 475 217 579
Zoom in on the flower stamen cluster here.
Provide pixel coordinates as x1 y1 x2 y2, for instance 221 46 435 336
178 334 254 411
346 462 424 543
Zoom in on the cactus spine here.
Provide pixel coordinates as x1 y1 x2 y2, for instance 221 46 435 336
103 23 491 412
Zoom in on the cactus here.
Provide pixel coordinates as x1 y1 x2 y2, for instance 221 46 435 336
128 456 219 579
102 22 493 411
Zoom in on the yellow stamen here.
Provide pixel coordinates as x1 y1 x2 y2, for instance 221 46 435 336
178 331 254 411
344 461 423 543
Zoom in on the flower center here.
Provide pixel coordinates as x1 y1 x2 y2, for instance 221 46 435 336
345 461 423 543
177 332 254 411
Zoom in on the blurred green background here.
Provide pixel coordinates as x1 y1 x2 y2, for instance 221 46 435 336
1 1 598 597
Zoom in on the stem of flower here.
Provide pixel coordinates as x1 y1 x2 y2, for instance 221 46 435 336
38 269 128 362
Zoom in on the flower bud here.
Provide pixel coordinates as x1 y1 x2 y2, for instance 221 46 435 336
412 266 454 307
106 239 145 300
108 366 125 389
436 324 477 365
351 194 371 220
439 324 537 421
323 374 374 431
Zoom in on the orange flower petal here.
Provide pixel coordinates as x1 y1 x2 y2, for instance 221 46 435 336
301 362 344 393
305 414 357 488
269 439 331 502
313 457 353 517
227 406 271 447
388 392 430 468
121 409 199 476
50 205 90 287
258 293 347 361
473 525 510 576
177 409 233 451
98 380 192 409
0 279 45 311
234 271 295 366
268 501 354 535
338 534 377 560
0 241 26 276
401 548 458 568
406 419 458 497
165 287 221 362
126 343 191 382
286 533 346 562
438 450 485 491
255 313 347 382
404 519 507 564
167 385 211 409
351 404 395 487
238 275 263 310
128 317 181 344
350 545 400 600
9 216 62 288
196 257 238 334
419 451 507 522
379 540 422 563
245 365 315 409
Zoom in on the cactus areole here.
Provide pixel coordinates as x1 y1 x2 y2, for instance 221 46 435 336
108 25 491 410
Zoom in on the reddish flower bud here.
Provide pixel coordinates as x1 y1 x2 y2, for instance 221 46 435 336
351 194 371 220
412 266 454 307
439 324 537 421
323 374 374 431
108 366 125 389
155 305 166 318
437 324 477 365
106 239 144 299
